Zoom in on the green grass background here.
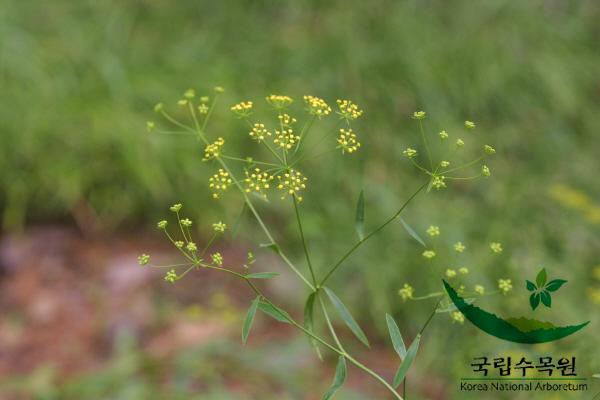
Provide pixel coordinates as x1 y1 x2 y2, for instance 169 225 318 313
1 0 599 398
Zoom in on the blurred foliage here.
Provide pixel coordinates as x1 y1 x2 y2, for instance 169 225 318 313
1 0 600 397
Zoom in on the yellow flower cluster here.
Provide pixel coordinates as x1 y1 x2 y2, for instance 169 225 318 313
399 283 414 300
274 127 300 150
203 137 225 161
431 176 446 189
474 284 485 295
451 311 465 324
277 169 308 201
266 94 293 109
336 99 363 120
403 148 417 158
412 111 426 120
490 242 503 253
164 269 178 283
211 252 224 266
337 128 361 154
231 101 253 117
422 250 436 259
304 95 331 117
212 221 227 232
209 169 232 199
249 123 271 142
498 278 513 294
278 113 297 127
454 242 466 252
426 225 440 236
244 167 274 198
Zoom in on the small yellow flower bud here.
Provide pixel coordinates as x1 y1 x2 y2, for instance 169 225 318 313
170 203 182 212
484 145 496 155
422 250 436 259
451 311 465 324
154 102 164 112
184 89 195 99
454 242 466 253
412 111 426 120
482 165 491 177
456 138 465 147
157 220 168 229
426 225 440 237
490 242 503 253
498 278 512 294
146 121 155 132
474 284 485 295
398 283 414 300
465 120 476 129
439 130 449 139
446 269 457 278
138 254 150 266
164 269 178 283
213 221 227 232
403 148 417 158
459 267 469 275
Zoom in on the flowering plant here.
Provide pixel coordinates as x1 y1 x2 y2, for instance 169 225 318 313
139 87 509 399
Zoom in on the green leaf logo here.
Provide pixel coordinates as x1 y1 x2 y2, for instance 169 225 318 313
526 268 567 310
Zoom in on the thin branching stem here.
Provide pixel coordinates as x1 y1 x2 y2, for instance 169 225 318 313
292 194 317 285
320 181 429 285
203 264 403 400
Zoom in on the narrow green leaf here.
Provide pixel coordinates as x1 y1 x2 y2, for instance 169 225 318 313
592 374 600 379
385 313 406 359
245 272 279 279
322 356 347 400
400 218 426 247
323 287 370 347
242 297 260 344
259 242 280 253
536 268 547 287
526 280 537 292
545 279 567 292
258 301 291 324
355 190 365 241
540 291 552 308
530 292 541 310
304 292 323 360
231 202 247 239
393 334 421 388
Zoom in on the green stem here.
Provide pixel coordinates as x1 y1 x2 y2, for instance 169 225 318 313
204 265 403 400
318 291 346 352
418 120 433 170
292 194 317 285
320 181 428 285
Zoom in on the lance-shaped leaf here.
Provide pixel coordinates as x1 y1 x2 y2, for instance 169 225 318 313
540 291 552 308
385 314 406 359
530 292 541 310
322 356 347 400
304 292 323 360
258 301 292 324
526 280 537 292
400 218 426 247
593 374 600 379
245 272 279 279
545 279 567 292
323 287 370 347
355 190 365 241
242 297 260 344
536 268 547 288
393 334 421 388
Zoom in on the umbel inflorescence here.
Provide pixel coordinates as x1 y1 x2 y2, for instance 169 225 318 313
140 87 505 400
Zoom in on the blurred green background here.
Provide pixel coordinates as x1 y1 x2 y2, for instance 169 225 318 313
1 0 599 399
